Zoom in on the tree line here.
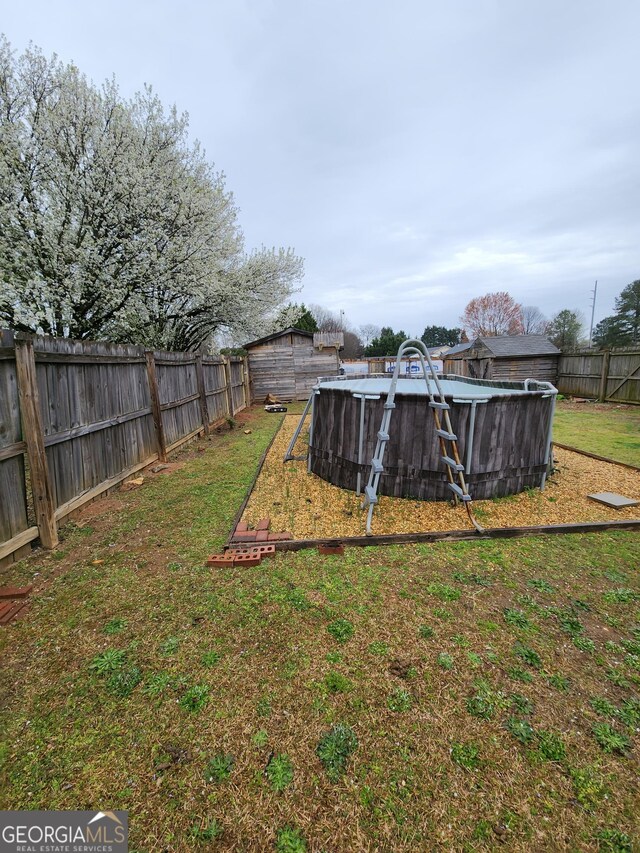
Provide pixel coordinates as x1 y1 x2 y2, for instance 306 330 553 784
0 37 303 351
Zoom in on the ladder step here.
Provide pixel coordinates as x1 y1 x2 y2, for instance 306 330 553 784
429 401 450 411
442 455 465 472
448 482 472 501
377 431 389 442
371 459 384 474
436 428 457 441
364 486 378 505
383 401 396 410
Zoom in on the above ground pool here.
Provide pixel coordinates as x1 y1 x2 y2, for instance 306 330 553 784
307 373 557 501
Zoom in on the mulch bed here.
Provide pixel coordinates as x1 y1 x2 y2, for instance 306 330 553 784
240 415 640 540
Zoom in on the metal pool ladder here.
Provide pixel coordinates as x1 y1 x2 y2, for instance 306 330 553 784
361 339 484 535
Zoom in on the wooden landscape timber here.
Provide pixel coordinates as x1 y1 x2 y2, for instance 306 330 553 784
553 442 640 472
0 330 249 565
267 518 640 551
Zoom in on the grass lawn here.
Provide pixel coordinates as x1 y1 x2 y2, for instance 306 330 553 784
0 406 639 852
553 401 640 466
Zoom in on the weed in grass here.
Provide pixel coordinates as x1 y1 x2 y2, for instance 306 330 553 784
604 569 628 583
477 620 500 634
103 618 127 634
547 673 569 691
471 819 493 841
528 579 555 594
159 636 180 655
467 652 483 668
603 588 638 605
275 826 307 853
503 609 531 630
89 649 126 675
326 651 343 663
437 652 454 671
536 731 566 762
513 642 542 669
572 598 591 612
167 561 182 572
508 667 534 684
569 766 608 811
427 582 461 602
590 697 618 717
516 593 543 613
202 650 222 667
510 693 534 714
316 723 358 781
557 610 584 636
387 688 413 712
143 672 173 697
367 641 389 655
592 723 631 755
573 636 596 653
433 608 453 621
179 684 209 713
506 716 535 744
605 669 631 689
418 625 434 639
450 742 481 771
266 754 294 792
452 634 470 648
621 638 640 656
324 671 353 694
624 653 640 671
595 828 632 852
190 819 223 841
257 697 272 718
327 619 354 644
204 753 234 783
466 693 495 720
106 665 142 698
252 729 269 748
618 698 640 727
283 587 312 611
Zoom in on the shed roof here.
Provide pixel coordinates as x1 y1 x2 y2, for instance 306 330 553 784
476 335 560 357
444 341 474 357
244 327 313 349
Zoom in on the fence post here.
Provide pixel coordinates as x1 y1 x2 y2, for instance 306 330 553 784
242 357 251 407
223 358 234 417
195 354 210 435
14 336 59 549
598 349 611 402
145 351 167 462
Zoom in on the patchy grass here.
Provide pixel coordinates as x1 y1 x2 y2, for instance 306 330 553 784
553 400 640 465
0 406 639 850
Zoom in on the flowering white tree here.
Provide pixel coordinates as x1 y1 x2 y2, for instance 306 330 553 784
0 37 303 349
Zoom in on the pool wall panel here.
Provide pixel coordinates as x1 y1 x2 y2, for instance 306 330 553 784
309 386 553 501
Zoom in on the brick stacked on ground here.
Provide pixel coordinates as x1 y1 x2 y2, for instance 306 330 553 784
230 517 292 543
0 585 33 625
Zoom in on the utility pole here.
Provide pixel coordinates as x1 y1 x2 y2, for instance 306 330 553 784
589 280 598 347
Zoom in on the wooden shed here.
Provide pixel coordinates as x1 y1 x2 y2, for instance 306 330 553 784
244 328 342 401
444 335 560 383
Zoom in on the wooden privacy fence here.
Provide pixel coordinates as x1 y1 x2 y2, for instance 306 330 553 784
0 331 250 566
557 347 640 404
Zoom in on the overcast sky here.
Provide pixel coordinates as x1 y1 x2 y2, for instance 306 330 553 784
3 0 639 336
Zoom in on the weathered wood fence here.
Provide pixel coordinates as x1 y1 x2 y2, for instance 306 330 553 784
557 347 640 403
0 331 249 567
